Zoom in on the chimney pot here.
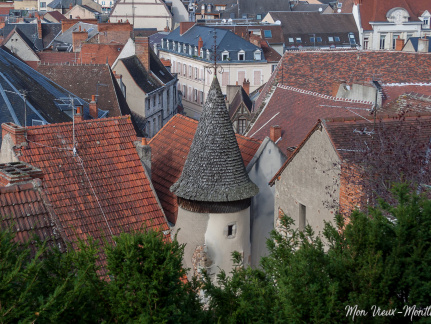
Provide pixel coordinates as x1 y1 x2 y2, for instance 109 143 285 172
243 78 250 95
89 96 98 119
75 105 83 122
270 125 281 143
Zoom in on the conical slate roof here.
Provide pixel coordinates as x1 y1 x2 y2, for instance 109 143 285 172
170 77 259 202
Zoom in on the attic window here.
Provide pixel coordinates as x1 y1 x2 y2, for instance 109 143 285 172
225 222 237 238
254 50 261 60
256 14 262 20
316 37 322 43
337 3 342 8
328 36 334 42
32 119 45 126
334 36 340 42
222 51 229 61
296 37 302 43
238 50 245 61
206 49 210 60
288 37 294 43
264 30 272 38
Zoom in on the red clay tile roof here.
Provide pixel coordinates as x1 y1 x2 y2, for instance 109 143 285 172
13 117 169 264
37 52 78 64
381 84 431 107
358 0 429 31
80 43 124 66
0 178 67 253
261 39 281 62
247 85 374 153
36 64 123 117
274 50 431 96
148 114 262 224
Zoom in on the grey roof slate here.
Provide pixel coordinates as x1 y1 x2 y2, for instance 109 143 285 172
52 22 98 51
161 25 265 63
220 0 292 18
405 37 431 52
120 55 163 93
170 76 259 202
292 3 329 11
0 47 106 142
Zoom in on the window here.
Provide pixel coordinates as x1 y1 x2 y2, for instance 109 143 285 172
206 49 210 60
225 222 237 238
380 34 386 49
256 14 262 20
337 3 342 8
102 1 105 5
222 71 229 86
194 67 198 79
159 93 162 105
183 64 186 76
299 203 306 231
183 44 187 54
238 50 245 61
188 65 192 78
296 37 302 43
200 49 204 58
334 36 340 42
253 70 261 86
178 43 181 52
238 118 246 134
40 2 46 7
349 33 356 45
194 46 198 56
424 18 429 26
310 37 315 43
288 37 294 43
193 88 197 101
222 51 229 61
254 50 261 60
189 46 193 55
363 37 369 49
200 91 204 104
182 85 187 98
264 30 272 38
316 37 322 43
32 119 44 126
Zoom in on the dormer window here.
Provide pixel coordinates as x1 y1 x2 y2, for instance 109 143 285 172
194 46 198 56
238 50 245 61
189 45 193 55
424 18 430 27
178 43 182 52
222 50 229 61
386 8 410 25
183 44 187 54
254 50 261 60
166 40 170 49
161 39 165 49
200 48 204 58
206 49 210 60
296 37 302 43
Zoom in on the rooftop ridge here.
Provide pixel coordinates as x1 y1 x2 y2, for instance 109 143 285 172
323 113 431 124
382 83 431 87
276 84 374 105
27 115 131 130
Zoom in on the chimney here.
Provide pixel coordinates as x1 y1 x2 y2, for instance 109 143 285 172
75 105 83 122
69 3 73 10
198 36 203 56
89 95 98 119
418 36 430 53
37 18 42 39
135 137 151 178
0 161 42 187
243 78 250 95
72 28 88 52
135 36 150 71
180 22 195 35
395 36 405 51
270 125 281 143
249 34 261 48
1 123 27 147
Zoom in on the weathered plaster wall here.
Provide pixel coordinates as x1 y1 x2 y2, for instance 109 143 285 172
274 127 340 240
247 138 286 267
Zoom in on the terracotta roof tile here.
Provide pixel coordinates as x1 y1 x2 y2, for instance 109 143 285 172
248 85 374 153
149 114 262 223
12 117 169 266
275 50 431 96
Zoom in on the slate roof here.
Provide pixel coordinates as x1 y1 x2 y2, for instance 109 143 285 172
0 176 67 254
149 114 262 223
247 85 374 153
120 55 163 93
0 22 62 51
404 37 431 52
149 49 174 84
273 50 431 95
0 47 92 141
3 27 39 52
267 12 358 47
52 22 98 51
170 77 259 202
13 117 169 266
220 0 293 19
161 25 265 64
358 0 428 31
291 3 329 11
36 64 123 117
229 87 252 118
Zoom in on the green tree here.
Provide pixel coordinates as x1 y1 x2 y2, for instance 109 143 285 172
204 185 431 323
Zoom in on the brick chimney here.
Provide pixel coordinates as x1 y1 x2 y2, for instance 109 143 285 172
249 34 261 48
37 18 42 39
0 161 42 187
72 27 88 52
243 78 250 95
418 36 430 53
135 36 150 71
395 36 405 51
75 105 83 122
198 36 203 56
180 22 194 35
270 125 282 143
1 123 27 147
89 95 98 119
135 137 151 178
